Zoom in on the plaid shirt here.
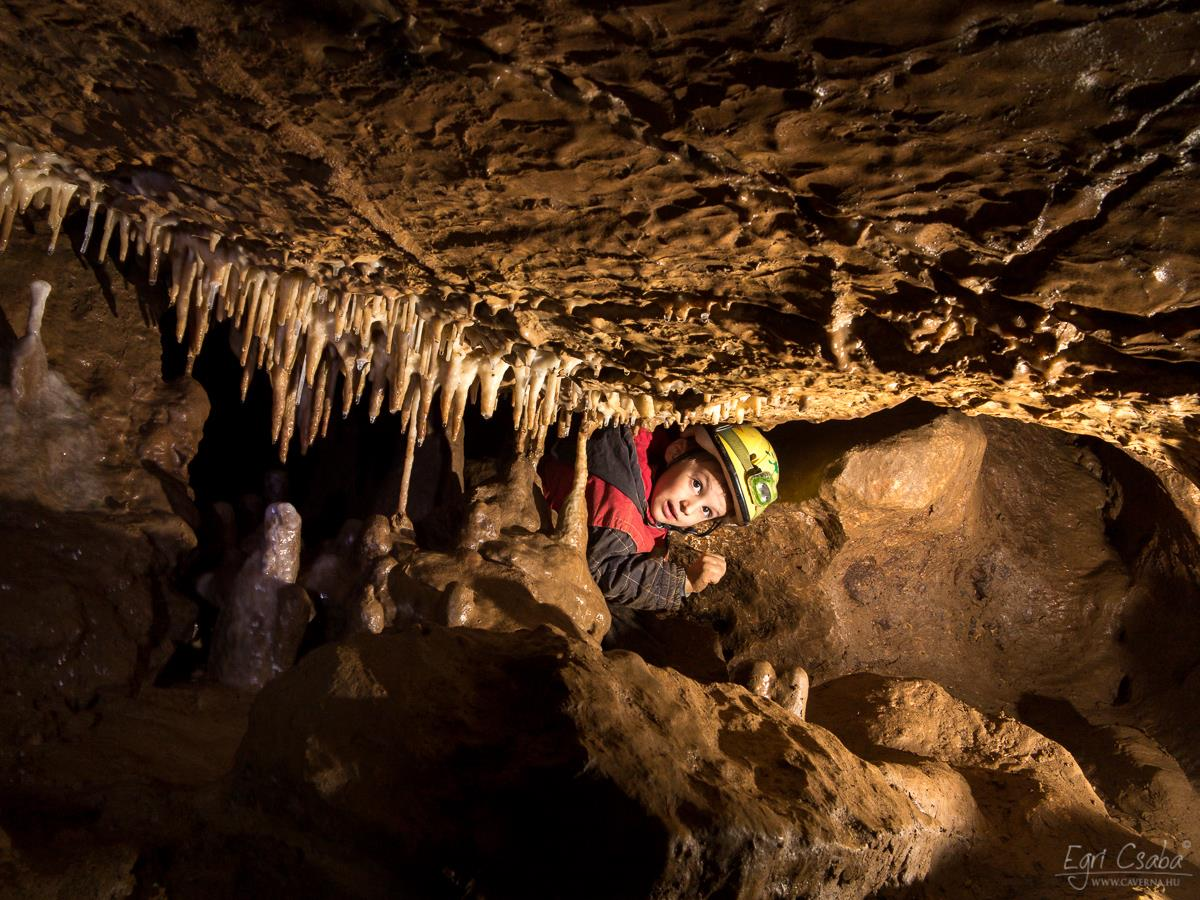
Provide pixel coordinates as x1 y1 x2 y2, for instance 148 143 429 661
542 426 688 611
588 526 687 612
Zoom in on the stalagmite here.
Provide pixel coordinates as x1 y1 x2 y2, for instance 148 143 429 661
10 280 51 413
554 415 596 552
208 502 313 693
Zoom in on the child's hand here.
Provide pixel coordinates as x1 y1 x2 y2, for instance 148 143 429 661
685 552 726 594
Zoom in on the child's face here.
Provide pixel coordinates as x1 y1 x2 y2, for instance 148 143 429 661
649 453 730 529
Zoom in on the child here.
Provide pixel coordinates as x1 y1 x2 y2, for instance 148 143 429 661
540 423 780 611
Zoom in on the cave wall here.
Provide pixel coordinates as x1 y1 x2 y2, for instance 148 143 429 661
685 405 1200 782
1 208 1198 899
1 1 1199 895
0 229 203 751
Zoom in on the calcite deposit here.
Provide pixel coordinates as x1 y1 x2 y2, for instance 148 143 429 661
1 0 1198 471
208 501 313 691
1 0 1199 897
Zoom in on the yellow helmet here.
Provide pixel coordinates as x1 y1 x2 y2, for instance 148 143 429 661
694 424 780 525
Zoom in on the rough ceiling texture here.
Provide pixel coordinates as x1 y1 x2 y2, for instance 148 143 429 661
3 3 1200 894
2 0 1198 473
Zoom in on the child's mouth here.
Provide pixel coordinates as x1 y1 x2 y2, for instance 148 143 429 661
663 501 676 521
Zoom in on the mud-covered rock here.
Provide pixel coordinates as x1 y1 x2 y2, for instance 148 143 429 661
694 408 1189 721
394 453 611 642
809 673 1200 895
234 625 942 898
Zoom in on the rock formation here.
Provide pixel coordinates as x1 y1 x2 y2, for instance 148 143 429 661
0 0 1198 896
0 0 1197 469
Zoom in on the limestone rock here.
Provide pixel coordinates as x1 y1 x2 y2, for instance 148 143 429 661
809 673 1200 893
819 411 986 535
0 0 1197 468
234 626 943 897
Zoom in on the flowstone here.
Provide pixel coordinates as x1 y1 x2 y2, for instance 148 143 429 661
0 236 205 750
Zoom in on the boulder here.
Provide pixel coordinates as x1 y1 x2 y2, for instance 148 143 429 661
818 411 986 536
235 625 944 898
695 411 1140 716
810 674 1200 895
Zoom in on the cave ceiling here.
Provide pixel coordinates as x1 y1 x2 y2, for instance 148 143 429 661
1 0 1198 474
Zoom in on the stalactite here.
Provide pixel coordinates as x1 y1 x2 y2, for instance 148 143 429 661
97 204 116 263
278 361 303 462
0 136 716 464
240 349 256 402
395 380 421 524
307 353 331 450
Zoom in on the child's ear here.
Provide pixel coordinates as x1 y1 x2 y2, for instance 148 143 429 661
663 437 691 464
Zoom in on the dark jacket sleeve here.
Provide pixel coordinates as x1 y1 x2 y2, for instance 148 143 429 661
587 526 687 611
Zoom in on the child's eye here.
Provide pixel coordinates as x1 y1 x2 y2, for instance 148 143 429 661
703 506 712 518
692 478 702 493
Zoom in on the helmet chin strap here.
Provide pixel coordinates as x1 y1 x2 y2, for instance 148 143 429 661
650 516 723 538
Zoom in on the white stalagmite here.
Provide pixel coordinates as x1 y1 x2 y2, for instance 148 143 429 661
10 280 52 412
0 136 742 459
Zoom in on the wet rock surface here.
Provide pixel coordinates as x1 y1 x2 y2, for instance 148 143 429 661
208 501 313 691
0 234 205 753
0 684 252 900
0 0 1197 468
0 2 1198 896
691 405 1200 781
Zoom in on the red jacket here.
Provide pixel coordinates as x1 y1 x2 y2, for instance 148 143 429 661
542 426 687 610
